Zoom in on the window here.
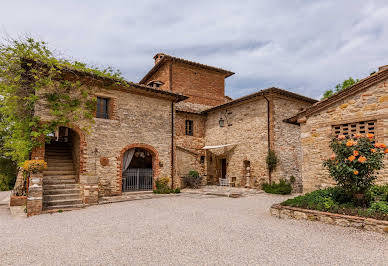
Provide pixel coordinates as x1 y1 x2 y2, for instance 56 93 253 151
332 120 376 137
200 156 205 164
147 81 163 88
185 120 193 136
96 97 109 119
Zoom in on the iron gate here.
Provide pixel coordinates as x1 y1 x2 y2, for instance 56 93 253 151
122 168 153 191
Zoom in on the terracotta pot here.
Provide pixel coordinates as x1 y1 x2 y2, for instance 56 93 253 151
10 195 27 207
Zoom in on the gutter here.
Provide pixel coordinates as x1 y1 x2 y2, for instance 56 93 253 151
169 61 175 188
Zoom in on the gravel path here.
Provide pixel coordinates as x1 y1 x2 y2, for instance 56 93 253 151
1 193 387 265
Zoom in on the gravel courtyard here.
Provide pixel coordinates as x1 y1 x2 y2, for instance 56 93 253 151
1 193 387 265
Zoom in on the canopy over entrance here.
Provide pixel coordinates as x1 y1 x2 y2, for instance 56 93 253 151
202 143 237 149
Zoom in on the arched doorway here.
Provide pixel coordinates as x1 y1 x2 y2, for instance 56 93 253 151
122 148 153 192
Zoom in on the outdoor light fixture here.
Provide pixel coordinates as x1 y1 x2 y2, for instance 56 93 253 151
219 117 225 127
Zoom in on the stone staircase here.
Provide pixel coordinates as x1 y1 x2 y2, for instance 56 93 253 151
43 143 83 210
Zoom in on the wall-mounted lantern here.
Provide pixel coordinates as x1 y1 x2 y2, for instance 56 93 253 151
219 117 225 127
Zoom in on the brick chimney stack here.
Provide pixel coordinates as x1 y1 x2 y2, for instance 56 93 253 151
153 53 166 65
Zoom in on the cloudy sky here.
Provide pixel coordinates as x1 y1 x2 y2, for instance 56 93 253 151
1 0 387 99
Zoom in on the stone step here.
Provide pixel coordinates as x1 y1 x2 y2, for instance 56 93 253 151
44 175 77 180
43 188 81 195
43 179 76 185
47 162 74 166
47 166 75 171
43 184 79 190
45 156 73 160
43 194 81 201
43 204 84 211
44 170 76 176
43 199 83 207
46 159 74 164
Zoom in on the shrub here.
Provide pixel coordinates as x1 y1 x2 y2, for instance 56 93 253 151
323 134 386 200
281 186 388 220
154 177 171 194
22 160 47 174
262 179 292 195
174 188 181 194
368 201 388 214
183 170 202 189
266 150 278 172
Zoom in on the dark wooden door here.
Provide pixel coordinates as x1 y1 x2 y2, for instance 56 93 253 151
221 159 227 179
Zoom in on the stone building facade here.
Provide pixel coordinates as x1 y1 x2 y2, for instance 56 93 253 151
23 52 388 215
287 66 388 192
202 88 315 190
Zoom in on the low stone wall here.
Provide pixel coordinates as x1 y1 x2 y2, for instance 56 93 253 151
270 204 388 234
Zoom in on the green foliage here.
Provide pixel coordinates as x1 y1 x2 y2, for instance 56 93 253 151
0 158 18 191
281 186 388 220
321 77 359 100
323 135 386 200
183 170 202 188
266 150 278 172
0 37 125 164
262 179 292 195
368 201 388 214
153 177 180 194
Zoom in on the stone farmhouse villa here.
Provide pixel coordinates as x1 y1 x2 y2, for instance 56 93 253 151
19 53 388 215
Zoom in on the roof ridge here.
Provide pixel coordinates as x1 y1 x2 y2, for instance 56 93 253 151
201 87 318 113
286 67 388 123
139 53 234 84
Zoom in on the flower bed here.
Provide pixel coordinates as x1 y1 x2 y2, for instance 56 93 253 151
280 185 388 221
270 204 388 233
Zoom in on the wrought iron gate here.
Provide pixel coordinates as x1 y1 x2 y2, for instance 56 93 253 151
122 168 153 191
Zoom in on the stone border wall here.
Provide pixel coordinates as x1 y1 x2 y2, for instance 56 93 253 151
270 204 388 234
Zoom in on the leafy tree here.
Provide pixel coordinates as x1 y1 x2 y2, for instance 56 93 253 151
0 37 123 165
321 77 359 100
0 100 18 190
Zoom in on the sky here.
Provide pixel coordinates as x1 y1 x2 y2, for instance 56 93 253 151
1 0 387 99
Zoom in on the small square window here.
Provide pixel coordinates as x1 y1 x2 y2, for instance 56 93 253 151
96 97 110 119
185 120 193 136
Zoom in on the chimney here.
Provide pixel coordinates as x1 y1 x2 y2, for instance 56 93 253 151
153 53 165 65
378 65 388 72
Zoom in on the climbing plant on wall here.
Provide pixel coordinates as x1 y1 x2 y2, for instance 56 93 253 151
0 37 125 165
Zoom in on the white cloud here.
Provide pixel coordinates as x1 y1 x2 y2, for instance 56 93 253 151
0 0 387 99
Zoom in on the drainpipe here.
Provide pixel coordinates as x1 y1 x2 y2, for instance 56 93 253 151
263 95 272 183
169 61 175 188
171 102 175 188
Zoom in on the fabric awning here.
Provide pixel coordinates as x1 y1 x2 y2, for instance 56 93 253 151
202 143 237 149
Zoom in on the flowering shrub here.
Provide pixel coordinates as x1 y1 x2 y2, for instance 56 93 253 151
22 160 47 174
323 134 386 199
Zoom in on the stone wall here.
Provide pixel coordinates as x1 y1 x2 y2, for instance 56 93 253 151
205 98 269 187
300 78 388 192
35 83 174 197
175 112 206 179
271 204 388 234
272 96 312 191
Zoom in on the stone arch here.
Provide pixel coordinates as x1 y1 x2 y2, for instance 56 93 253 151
117 143 160 194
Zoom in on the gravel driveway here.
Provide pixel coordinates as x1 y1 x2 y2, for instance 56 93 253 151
0 193 387 265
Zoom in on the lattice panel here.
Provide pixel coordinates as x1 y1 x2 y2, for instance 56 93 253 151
332 120 376 137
